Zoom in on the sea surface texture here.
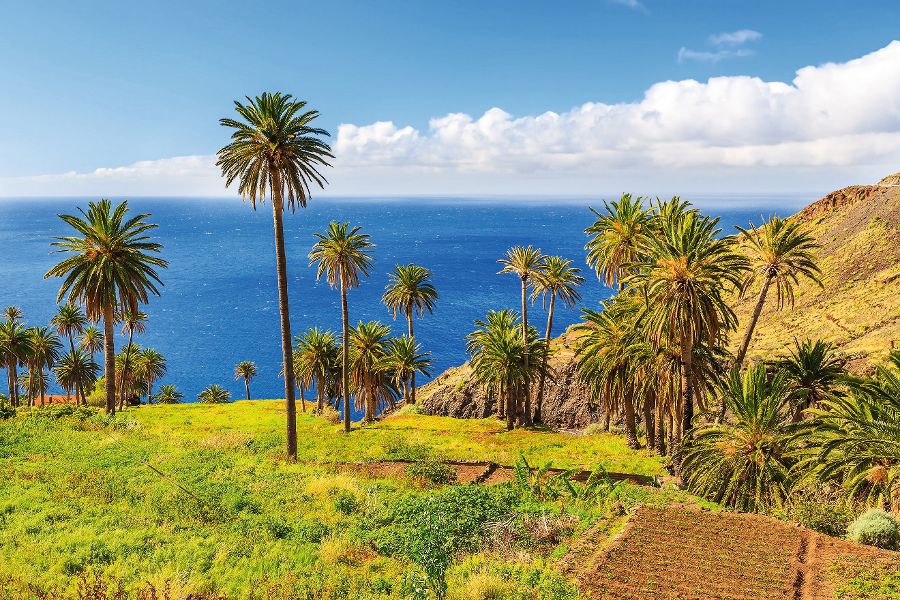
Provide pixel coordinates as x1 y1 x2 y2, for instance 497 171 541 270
0 197 801 417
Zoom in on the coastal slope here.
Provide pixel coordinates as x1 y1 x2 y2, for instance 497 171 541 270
419 174 900 427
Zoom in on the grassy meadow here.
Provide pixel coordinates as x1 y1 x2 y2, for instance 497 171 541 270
0 401 701 599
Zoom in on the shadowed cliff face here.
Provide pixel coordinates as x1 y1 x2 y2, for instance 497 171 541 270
417 357 602 429
420 174 900 426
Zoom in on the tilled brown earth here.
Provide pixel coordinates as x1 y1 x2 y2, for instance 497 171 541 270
567 505 900 600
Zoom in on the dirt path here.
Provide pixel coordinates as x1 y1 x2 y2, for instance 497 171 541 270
319 458 655 486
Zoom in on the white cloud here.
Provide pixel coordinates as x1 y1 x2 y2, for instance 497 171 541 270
3 41 900 198
608 0 649 14
677 47 754 63
709 29 762 46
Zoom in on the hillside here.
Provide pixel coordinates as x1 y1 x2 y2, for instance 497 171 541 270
419 174 900 427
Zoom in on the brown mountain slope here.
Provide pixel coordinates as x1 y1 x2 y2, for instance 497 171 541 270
419 175 900 427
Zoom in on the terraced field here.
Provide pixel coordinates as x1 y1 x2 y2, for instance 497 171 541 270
570 505 900 600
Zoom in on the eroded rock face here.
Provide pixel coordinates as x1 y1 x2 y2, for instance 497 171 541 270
418 360 602 429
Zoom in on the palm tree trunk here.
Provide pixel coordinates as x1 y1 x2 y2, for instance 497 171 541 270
38 366 45 407
520 278 532 427
535 291 555 425
271 191 298 461
244 377 251 401
407 308 416 405
674 338 694 477
146 379 152 405
7 363 16 407
119 328 135 411
300 380 306 413
643 394 655 451
103 306 116 415
655 398 667 456
340 277 351 433
67 334 84 407
735 274 773 366
316 374 324 412
505 381 514 431
623 388 639 449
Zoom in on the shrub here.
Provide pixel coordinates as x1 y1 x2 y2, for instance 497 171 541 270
383 436 431 461
847 509 899 550
779 487 858 537
0 403 15 420
406 460 457 485
333 489 361 515
396 403 423 416
582 423 605 436
319 405 341 424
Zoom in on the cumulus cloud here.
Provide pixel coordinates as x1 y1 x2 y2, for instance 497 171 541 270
3 42 900 198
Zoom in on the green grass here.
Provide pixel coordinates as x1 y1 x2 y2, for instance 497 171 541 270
0 401 675 598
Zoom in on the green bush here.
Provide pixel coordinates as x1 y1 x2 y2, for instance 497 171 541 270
406 460 457 485
0 403 15 420
847 509 899 550
383 436 431 461
332 489 360 515
780 487 858 537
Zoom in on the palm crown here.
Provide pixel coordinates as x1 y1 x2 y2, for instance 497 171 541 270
530 256 583 307
382 264 438 322
309 222 375 290
217 92 333 210
585 194 650 288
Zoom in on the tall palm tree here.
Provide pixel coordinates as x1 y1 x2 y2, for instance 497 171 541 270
734 216 821 365
382 264 438 405
51 304 89 404
498 246 547 426
118 309 147 410
26 327 62 407
627 210 747 460
54 349 99 406
293 328 339 412
530 256 583 423
198 384 232 404
466 309 521 420
681 365 797 512
21 367 50 405
135 348 166 404
309 222 375 432
773 338 844 422
2 307 23 323
584 194 651 290
217 92 333 460
80 325 103 365
234 361 258 401
153 384 183 404
115 344 141 407
46 199 167 415
348 321 397 421
0 319 29 407
383 335 432 405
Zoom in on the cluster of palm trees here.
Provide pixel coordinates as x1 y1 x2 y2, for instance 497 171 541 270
573 195 822 469
468 248 584 430
0 304 173 408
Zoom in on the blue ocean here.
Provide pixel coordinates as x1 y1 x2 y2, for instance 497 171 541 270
0 196 807 416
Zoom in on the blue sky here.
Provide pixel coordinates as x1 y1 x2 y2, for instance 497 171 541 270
1 1 899 197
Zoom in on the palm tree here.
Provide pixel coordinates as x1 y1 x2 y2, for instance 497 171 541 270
735 216 821 365
54 349 99 405
309 222 375 432
803 351 900 511
469 314 549 431
680 365 796 512
117 309 147 410
21 367 50 404
2 307 23 323
498 246 547 426
234 361 257 401
348 321 397 421
153 384 183 404
80 325 103 365
530 256 583 423
46 199 167 415
626 210 747 460
135 348 166 404
383 335 432 405
293 328 339 412
26 327 62 407
115 344 141 407
198 384 232 404
51 304 89 404
773 339 844 422
217 92 333 460
382 264 438 405
0 319 29 407
584 194 651 290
